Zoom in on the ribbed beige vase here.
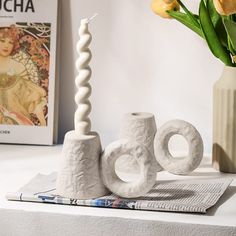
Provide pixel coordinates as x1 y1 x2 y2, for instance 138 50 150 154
213 66 236 173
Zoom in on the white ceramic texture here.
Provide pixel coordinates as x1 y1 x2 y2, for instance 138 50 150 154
213 66 236 173
154 120 204 175
56 131 109 199
101 139 157 198
117 112 162 173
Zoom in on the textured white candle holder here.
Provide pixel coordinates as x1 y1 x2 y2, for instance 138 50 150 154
56 16 109 200
154 120 204 175
56 131 109 199
116 112 162 173
101 139 157 198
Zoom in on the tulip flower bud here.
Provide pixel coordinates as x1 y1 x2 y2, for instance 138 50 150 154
151 0 180 19
213 0 236 16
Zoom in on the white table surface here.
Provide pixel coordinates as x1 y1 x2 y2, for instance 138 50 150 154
0 144 236 236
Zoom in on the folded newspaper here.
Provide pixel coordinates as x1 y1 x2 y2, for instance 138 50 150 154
6 173 232 214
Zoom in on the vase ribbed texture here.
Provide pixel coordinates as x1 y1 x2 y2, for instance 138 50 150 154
213 66 236 173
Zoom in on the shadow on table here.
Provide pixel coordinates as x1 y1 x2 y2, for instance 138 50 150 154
135 188 195 201
206 186 236 216
187 172 221 177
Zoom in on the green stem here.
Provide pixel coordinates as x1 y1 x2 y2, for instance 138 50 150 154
233 14 236 22
176 0 200 27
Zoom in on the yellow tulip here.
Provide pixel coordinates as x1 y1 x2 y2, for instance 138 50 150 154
151 0 180 19
163 0 175 4
213 0 236 16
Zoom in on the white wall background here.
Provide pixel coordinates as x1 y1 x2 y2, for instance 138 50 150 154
58 0 224 154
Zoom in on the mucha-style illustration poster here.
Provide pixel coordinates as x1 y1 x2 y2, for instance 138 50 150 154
0 23 50 127
0 0 58 145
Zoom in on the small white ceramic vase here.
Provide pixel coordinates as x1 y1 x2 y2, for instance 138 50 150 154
116 112 162 173
101 139 157 198
154 119 203 175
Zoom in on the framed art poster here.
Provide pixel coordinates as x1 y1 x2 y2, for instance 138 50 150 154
0 0 59 145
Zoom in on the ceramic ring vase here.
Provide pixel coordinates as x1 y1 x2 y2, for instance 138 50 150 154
213 66 236 173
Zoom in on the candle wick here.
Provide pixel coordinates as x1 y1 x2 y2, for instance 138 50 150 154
88 13 98 23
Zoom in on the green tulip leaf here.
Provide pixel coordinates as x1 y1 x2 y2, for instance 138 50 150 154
207 0 228 48
215 20 229 48
168 11 204 38
176 0 200 27
223 18 236 51
199 0 233 65
207 0 220 26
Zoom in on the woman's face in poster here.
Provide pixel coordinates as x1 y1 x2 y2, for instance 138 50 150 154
0 36 14 57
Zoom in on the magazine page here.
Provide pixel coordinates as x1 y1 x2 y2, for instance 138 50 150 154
0 0 58 144
6 172 232 214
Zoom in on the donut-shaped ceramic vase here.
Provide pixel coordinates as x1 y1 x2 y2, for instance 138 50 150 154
154 120 204 175
101 139 157 198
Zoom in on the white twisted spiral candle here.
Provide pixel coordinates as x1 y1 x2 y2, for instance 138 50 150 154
75 18 92 135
